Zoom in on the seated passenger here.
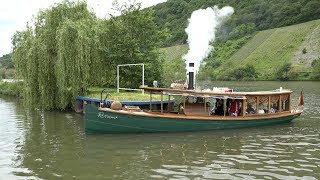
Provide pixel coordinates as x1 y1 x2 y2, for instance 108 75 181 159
258 109 265 114
270 104 277 113
258 103 265 114
246 104 255 114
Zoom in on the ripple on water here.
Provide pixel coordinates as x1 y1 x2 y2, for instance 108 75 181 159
1 82 320 179
0 101 26 179
151 131 320 179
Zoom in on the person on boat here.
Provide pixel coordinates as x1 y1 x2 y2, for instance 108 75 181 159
270 104 277 113
178 104 185 115
229 99 238 116
258 103 265 114
238 101 242 115
246 104 255 114
214 99 224 115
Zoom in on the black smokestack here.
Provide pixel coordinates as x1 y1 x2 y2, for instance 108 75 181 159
188 63 194 90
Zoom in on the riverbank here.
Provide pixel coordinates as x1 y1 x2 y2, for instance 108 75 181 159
0 81 23 97
0 81 166 103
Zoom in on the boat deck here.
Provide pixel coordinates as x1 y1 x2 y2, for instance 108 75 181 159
184 103 211 116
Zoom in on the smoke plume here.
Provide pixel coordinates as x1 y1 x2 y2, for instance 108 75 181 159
184 6 234 74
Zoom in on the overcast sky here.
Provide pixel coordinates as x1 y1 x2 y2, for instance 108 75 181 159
0 0 167 57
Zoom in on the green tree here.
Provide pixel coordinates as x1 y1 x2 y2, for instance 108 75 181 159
12 1 168 110
275 62 293 81
301 0 320 21
151 0 320 47
12 1 99 109
311 59 320 80
229 23 256 40
223 64 258 81
0 54 14 69
162 56 186 86
56 18 100 108
105 3 168 88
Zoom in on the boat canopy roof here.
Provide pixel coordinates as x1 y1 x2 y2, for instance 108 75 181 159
140 86 292 99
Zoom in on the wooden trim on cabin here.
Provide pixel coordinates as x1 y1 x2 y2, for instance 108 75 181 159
204 98 207 112
256 96 259 114
288 94 291 112
268 96 271 113
223 98 227 117
149 91 152 111
161 93 163 114
99 107 303 121
168 95 171 112
279 95 282 113
145 88 293 118
140 86 293 96
242 99 246 117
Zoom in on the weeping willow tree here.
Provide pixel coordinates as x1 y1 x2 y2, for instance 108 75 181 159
12 1 102 109
12 27 42 107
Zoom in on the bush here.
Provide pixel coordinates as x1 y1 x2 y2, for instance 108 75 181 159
302 47 307 54
0 81 23 97
216 64 258 81
311 59 320 80
274 62 297 80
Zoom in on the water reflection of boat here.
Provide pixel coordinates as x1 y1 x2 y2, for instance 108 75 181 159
85 86 303 134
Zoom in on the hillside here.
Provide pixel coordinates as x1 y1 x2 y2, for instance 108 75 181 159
160 44 188 86
152 0 320 47
0 54 13 69
161 19 320 81
219 19 320 78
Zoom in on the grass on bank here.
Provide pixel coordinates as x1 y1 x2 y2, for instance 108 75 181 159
87 87 169 101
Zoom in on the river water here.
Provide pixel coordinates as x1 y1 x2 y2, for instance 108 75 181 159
0 81 319 179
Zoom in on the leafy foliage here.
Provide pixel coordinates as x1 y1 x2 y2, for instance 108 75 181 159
0 54 14 69
152 0 320 47
152 0 320 82
211 20 319 80
214 64 258 81
12 1 166 109
104 4 168 88
197 35 253 81
160 44 188 86
311 59 320 80
274 63 296 80
0 81 23 97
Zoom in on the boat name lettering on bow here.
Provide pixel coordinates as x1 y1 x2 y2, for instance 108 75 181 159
98 112 118 119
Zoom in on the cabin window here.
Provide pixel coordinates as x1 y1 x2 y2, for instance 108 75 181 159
258 96 269 114
270 95 280 113
246 96 257 114
247 96 276 114
281 94 290 111
270 103 278 113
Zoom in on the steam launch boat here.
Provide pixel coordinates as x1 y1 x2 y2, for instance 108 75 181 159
84 85 303 134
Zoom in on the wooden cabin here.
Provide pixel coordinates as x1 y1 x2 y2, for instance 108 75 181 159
141 86 292 118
